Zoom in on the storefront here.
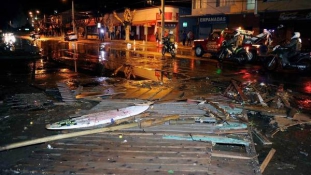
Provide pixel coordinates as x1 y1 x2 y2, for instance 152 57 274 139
130 6 180 42
198 15 228 39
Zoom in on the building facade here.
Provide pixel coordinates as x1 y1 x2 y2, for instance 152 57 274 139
182 0 311 49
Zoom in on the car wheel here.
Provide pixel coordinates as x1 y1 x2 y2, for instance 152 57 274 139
297 58 311 72
195 46 204 57
162 47 166 56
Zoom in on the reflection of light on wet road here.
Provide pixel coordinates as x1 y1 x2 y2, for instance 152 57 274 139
304 81 311 94
190 59 194 70
173 60 178 73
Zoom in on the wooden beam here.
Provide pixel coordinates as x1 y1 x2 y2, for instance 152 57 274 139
252 129 272 145
231 80 248 102
260 148 276 173
234 104 287 116
0 115 179 152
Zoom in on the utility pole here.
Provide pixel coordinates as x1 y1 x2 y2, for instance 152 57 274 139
72 0 75 33
254 0 258 15
161 0 165 41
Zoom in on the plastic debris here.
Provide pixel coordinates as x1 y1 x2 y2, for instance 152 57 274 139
47 144 53 149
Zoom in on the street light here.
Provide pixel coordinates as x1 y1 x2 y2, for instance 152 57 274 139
35 10 40 20
29 10 40 30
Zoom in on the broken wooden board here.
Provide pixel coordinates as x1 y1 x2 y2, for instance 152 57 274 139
252 129 272 145
270 113 311 137
56 82 77 104
260 148 276 173
162 134 250 146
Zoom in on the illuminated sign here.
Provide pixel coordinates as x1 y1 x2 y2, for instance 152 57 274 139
199 16 227 24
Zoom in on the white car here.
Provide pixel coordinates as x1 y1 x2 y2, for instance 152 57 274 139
64 32 78 41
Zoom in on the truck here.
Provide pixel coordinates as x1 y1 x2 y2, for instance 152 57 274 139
193 29 236 57
193 28 257 58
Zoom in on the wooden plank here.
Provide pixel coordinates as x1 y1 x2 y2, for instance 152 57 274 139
0 123 137 151
209 157 259 175
16 162 211 175
223 83 234 96
0 115 177 151
160 90 184 102
149 87 173 100
122 88 151 99
234 104 287 116
252 129 272 145
211 150 255 160
260 148 276 173
231 80 248 102
120 88 140 99
138 88 162 100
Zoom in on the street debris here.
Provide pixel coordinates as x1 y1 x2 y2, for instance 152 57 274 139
220 78 311 137
56 82 78 104
2 76 311 174
4 93 53 110
260 148 276 173
0 114 180 151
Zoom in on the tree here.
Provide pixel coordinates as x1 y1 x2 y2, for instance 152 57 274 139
102 13 114 39
113 8 136 41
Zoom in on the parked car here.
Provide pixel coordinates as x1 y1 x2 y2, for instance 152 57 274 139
193 29 236 57
64 32 78 41
30 32 40 40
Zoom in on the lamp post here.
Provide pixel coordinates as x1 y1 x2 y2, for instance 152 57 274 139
161 0 165 41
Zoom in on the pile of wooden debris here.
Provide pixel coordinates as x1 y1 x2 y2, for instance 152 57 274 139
222 79 311 137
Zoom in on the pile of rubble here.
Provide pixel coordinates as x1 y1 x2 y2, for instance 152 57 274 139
221 79 311 137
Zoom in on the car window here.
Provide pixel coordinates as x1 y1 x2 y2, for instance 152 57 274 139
212 32 220 39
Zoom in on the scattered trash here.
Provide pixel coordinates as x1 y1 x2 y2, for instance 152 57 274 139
168 170 174 174
4 93 51 110
47 144 53 149
221 78 311 137
300 151 308 156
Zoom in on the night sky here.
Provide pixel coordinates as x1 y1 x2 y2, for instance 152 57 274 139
0 0 190 29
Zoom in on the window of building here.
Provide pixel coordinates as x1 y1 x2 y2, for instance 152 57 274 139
218 0 235 7
193 0 236 9
246 0 255 10
193 0 208 9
